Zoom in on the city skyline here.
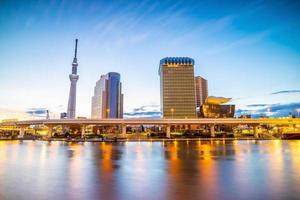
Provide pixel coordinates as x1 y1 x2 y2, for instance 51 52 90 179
1 0 300 119
1 1 300 199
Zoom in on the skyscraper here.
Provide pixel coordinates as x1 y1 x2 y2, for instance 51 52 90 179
159 57 196 119
91 72 123 119
67 39 79 119
195 76 208 108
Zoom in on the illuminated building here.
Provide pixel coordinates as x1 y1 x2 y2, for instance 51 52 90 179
195 76 208 107
195 76 208 117
67 39 79 119
159 57 196 119
201 96 235 118
205 96 231 105
91 72 123 119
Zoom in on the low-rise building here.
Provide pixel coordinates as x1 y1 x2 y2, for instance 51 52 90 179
201 96 235 118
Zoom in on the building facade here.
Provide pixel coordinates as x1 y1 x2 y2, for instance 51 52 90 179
195 76 208 108
200 96 235 118
159 57 196 119
91 72 123 119
201 104 235 118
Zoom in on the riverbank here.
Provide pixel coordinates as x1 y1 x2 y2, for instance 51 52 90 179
0 137 288 142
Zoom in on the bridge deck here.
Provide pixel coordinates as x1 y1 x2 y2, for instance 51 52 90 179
0 118 298 127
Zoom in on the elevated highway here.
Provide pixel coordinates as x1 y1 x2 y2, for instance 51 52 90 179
10 118 300 126
1 118 299 138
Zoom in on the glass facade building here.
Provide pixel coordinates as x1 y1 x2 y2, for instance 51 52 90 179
195 76 208 117
91 72 123 119
195 76 208 108
159 57 197 119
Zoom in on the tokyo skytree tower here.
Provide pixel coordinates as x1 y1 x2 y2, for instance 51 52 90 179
67 39 79 119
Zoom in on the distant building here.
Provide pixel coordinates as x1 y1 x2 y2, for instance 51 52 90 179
91 72 123 119
195 76 208 116
239 114 251 118
60 112 67 119
46 110 50 119
159 57 196 119
201 96 235 118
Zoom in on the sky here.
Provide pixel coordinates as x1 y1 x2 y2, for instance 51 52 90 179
0 0 300 120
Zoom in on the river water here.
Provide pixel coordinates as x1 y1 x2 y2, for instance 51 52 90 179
0 140 299 200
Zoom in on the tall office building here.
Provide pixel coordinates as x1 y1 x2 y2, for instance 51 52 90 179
67 39 79 119
195 76 208 108
159 57 196 119
91 72 123 119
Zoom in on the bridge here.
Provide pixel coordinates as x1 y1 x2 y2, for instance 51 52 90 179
1 118 300 139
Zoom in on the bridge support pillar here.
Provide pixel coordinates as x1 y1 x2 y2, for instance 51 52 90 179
210 125 215 138
121 124 127 138
18 126 25 138
166 125 171 138
47 125 54 138
253 126 258 138
81 125 86 139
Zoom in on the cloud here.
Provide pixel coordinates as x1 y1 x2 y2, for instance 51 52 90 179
271 90 300 95
236 102 300 118
128 33 149 44
0 105 65 120
124 105 161 118
246 104 268 107
206 30 270 55
125 101 300 119
0 108 28 120
131 105 159 112
124 111 161 119
26 108 48 116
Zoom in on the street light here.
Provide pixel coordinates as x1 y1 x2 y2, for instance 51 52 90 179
106 108 110 118
170 108 174 119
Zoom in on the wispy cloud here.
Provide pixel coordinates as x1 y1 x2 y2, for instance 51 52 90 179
246 104 268 107
271 90 300 95
206 31 270 55
0 108 34 120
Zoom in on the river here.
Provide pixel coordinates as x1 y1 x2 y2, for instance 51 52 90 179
0 140 299 200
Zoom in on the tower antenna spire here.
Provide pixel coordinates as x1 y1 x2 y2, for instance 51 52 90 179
74 39 78 59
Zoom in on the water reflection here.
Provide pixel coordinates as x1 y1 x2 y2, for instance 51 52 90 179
0 140 300 200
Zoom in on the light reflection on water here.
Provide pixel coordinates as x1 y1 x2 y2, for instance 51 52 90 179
0 140 300 200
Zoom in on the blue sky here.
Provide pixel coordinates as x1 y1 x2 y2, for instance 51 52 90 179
0 0 300 119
